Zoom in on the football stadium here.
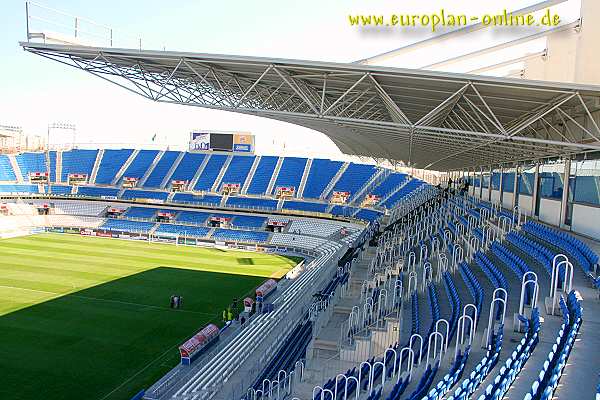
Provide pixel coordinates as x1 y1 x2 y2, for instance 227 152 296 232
2 1 600 400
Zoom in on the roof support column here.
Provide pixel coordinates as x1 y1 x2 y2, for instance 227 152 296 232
513 164 519 210
533 161 541 218
560 157 572 229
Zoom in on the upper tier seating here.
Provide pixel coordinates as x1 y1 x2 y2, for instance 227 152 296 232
78 186 120 198
143 151 180 188
381 179 424 209
194 154 227 191
302 159 343 199
220 155 255 187
154 223 210 238
121 150 159 180
331 163 377 197
121 189 169 201
247 156 278 195
95 149 134 185
226 196 278 210
370 172 407 198
273 157 307 192
212 228 270 243
170 153 206 183
61 149 98 182
0 155 16 181
15 152 46 180
49 151 59 183
100 219 155 233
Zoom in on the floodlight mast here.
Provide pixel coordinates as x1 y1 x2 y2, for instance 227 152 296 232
46 122 76 195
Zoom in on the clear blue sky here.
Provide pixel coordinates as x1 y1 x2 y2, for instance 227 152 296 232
0 0 578 157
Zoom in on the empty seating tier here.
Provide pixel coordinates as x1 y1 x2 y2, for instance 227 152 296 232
302 159 343 199
273 157 307 191
169 153 206 182
94 149 134 185
15 152 46 179
331 163 377 197
122 150 159 180
194 154 227 191
220 155 255 187
246 156 278 195
61 149 98 182
0 155 16 181
144 151 181 188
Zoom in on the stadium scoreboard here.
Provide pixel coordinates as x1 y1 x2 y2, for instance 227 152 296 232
189 131 254 153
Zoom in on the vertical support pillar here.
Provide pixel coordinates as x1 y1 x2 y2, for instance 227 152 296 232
560 157 571 229
498 165 504 207
513 164 519 209
533 161 541 218
478 167 483 199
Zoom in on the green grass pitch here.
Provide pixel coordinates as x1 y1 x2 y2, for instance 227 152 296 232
0 233 301 400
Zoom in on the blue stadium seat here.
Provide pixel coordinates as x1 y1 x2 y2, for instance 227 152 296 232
232 215 267 229
0 155 17 181
381 179 424 209
121 189 169 201
176 210 211 225
48 151 57 182
61 149 98 182
78 186 120 198
331 163 377 197
368 172 407 199
0 184 39 194
169 153 206 183
303 159 343 199
330 205 358 217
219 155 255 187
194 154 228 191
49 185 73 195
15 152 47 180
94 149 134 185
154 223 210 238
143 151 181 188
282 200 328 213
355 209 383 222
273 157 307 192
246 156 278 195
121 150 159 180
100 219 156 233
226 196 278 210
124 207 162 219
211 228 270 243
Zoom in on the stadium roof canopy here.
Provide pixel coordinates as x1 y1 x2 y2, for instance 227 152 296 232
20 41 600 171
